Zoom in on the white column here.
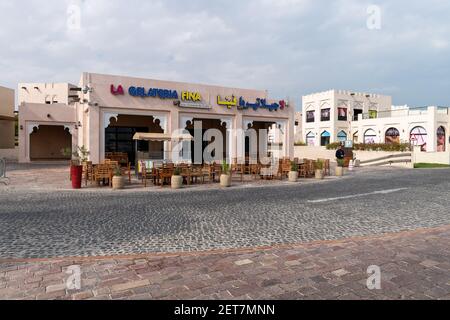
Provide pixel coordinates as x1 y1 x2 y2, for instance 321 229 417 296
221 118 233 162
427 106 437 152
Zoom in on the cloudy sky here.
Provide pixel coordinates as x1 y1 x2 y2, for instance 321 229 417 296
0 0 449 109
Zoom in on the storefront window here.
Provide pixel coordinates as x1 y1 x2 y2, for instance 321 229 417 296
321 131 331 146
437 126 446 152
410 126 427 152
306 111 315 123
385 128 400 144
337 131 347 142
321 109 331 122
364 129 377 144
338 108 348 121
306 132 315 146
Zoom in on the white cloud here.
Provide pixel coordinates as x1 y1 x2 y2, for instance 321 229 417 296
0 0 449 108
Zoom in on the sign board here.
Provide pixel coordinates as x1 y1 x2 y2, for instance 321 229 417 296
344 140 354 148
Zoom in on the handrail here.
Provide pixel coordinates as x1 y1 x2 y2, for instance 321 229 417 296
359 153 412 165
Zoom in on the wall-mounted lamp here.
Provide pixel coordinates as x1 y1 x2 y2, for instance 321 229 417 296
77 121 82 127
20 125 23 131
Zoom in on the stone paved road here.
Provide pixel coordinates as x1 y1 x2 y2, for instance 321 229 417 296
1 225 449 300
1 167 450 259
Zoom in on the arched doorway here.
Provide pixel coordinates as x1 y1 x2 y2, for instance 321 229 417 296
321 131 331 146
385 128 400 144
437 126 446 152
30 125 72 161
410 126 427 152
337 131 347 143
306 132 315 146
364 129 377 144
105 115 164 163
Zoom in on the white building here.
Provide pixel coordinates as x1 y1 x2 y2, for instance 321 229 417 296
302 90 449 153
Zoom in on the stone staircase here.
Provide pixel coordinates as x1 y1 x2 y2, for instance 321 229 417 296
359 153 413 167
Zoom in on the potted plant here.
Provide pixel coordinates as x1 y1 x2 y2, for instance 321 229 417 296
289 161 299 182
315 159 325 180
220 160 231 187
112 166 125 190
336 159 345 177
171 167 183 189
62 146 89 189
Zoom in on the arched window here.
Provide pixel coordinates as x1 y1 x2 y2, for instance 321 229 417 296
364 129 377 144
306 132 315 146
410 127 427 152
437 126 446 152
337 131 347 142
321 131 331 146
385 128 400 144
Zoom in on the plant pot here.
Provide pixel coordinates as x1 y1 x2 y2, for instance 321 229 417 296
315 169 324 180
171 175 183 189
70 165 83 189
112 176 125 190
220 174 231 187
288 171 299 182
335 166 344 177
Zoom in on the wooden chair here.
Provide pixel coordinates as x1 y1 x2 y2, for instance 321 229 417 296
141 163 158 187
318 159 330 176
298 163 308 178
190 166 205 184
231 160 244 182
249 163 261 180
83 161 94 186
120 162 132 183
159 168 173 187
94 164 112 187
281 160 291 180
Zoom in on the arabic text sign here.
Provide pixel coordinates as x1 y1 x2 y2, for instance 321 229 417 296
217 95 287 112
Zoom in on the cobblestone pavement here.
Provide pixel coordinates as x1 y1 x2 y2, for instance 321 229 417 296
1 167 450 259
1 225 449 300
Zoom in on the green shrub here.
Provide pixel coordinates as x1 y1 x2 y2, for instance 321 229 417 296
291 161 299 172
326 143 411 152
315 159 324 170
337 159 345 167
414 163 450 169
222 160 230 175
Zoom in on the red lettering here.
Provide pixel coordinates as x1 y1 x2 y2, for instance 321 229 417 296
111 84 124 95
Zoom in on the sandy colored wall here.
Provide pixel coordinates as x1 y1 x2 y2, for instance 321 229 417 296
412 147 450 165
0 120 15 149
0 86 15 149
0 147 18 161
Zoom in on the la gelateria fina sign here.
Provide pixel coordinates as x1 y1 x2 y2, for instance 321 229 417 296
111 84 288 111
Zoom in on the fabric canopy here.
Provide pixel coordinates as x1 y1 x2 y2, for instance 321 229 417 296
133 132 193 142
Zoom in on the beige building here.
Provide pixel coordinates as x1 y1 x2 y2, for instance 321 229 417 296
302 90 392 146
19 72 295 164
0 86 15 149
302 89 450 153
18 83 79 105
